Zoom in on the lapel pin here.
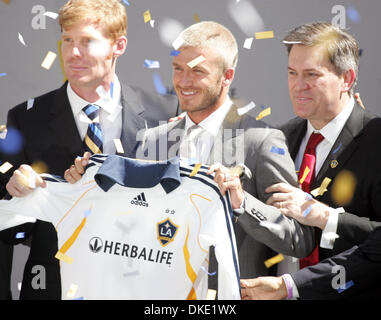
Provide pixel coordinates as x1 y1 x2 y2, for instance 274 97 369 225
330 159 338 168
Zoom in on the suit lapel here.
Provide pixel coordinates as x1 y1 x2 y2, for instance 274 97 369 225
48 82 84 157
313 103 366 189
284 118 307 161
119 84 147 157
208 104 242 165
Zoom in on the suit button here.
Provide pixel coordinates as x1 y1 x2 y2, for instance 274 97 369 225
251 208 266 221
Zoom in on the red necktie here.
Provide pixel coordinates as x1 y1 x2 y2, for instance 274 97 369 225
298 132 324 269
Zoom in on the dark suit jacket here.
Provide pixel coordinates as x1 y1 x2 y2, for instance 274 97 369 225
0 81 179 299
291 226 381 299
280 103 381 259
138 104 315 282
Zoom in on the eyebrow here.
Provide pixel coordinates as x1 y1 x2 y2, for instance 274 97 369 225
288 66 319 72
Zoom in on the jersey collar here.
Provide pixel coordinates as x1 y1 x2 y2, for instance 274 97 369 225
94 155 181 194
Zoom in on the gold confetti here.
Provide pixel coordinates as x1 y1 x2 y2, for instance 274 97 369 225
41 51 57 70
55 251 74 264
57 40 67 82
190 163 202 177
194 14 200 22
206 289 216 300
311 177 331 197
2 0 10 4
0 162 13 174
187 55 206 68
255 107 271 120
299 166 310 185
31 161 49 174
331 170 357 206
255 31 274 40
66 283 78 298
143 10 151 23
264 253 284 268
0 125 7 139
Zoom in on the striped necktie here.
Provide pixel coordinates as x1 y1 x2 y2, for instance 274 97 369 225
82 104 103 154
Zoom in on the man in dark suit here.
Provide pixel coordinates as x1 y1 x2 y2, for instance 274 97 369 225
264 22 381 264
240 22 381 299
0 0 178 300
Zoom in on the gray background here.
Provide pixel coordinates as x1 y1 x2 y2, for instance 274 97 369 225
0 0 380 299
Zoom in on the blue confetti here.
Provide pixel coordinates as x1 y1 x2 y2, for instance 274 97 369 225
305 193 312 200
16 232 25 239
347 7 360 23
303 205 312 217
83 208 92 218
144 59 160 69
0 73 7 77
122 0 130 5
0 127 24 155
270 146 285 155
337 280 354 293
110 81 114 98
152 72 167 95
201 265 216 276
332 142 342 155
170 50 180 56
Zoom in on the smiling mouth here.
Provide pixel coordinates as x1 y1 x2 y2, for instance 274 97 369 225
178 88 198 97
295 97 312 102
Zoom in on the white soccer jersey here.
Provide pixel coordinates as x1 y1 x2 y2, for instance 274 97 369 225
0 155 240 300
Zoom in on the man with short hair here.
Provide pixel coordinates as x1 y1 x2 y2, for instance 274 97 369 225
0 0 178 299
240 22 381 299
137 21 316 289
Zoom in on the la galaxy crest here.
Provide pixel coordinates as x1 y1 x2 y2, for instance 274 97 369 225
157 218 178 247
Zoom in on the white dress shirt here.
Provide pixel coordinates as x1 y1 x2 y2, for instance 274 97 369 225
67 75 123 155
179 96 233 163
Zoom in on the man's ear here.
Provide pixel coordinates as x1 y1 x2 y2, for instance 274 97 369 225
113 36 127 58
222 68 235 87
341 68 356 93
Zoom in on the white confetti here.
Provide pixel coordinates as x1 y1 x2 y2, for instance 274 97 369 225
237 101 255 115
227 1 264 36
18 32 27 46
243 37 254 49
158 18 184 47
172 35 185 50
43 11 58 19
41 51 57 70
113 139 124 154
27 98 35 110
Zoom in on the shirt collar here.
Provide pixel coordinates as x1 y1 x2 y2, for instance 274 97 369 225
67 75 121 115
307 96 355 144
94 155 181 194
184 95 233 136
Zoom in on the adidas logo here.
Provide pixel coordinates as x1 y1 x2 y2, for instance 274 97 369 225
131 192 149 207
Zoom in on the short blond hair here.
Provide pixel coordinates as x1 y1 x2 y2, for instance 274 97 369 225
59 0 127 43
179 21 238 71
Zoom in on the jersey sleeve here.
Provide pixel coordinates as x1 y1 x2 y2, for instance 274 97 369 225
199 192 241 300
0 176 87 230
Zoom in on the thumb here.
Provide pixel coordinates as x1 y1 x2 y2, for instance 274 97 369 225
240 278 257 288
82 151 91 166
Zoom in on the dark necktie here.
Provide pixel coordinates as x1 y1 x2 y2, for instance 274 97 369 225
82 104 103 154
298 132 324 269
